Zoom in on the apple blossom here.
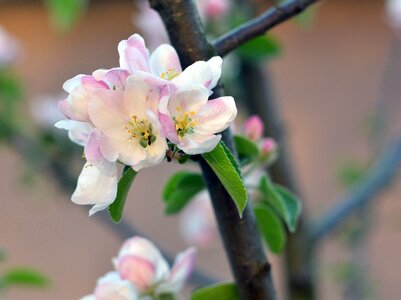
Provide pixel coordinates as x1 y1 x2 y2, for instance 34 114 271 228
114 236 196 298
243 115 264 141
81 272 138 300
159 85 237 154
196 0 230 21
118 34 222 94
87 74 168 171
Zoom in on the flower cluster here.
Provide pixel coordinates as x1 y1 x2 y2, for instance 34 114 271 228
81 236 196 300
55 34 237 215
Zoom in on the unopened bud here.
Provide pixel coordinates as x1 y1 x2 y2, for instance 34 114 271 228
243 115 264 140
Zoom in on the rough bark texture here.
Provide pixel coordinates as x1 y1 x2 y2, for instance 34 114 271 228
149 1 277 299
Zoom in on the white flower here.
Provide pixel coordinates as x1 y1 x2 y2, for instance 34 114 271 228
159 85 237 154
387 0 401 29
118 34 222 94
87 74 168 171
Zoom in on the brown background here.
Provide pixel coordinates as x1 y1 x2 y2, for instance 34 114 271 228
1 0 401 299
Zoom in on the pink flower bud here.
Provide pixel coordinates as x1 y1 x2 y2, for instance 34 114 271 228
243 115 264 140
204 0 230 19
261 138 277 156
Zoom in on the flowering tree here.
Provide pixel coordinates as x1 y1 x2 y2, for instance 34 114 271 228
3 0 401 299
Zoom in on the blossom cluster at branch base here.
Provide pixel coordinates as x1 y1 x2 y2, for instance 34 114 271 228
81 236 196 300
55 34 237 215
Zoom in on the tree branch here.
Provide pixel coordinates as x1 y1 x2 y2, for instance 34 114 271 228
310 132 401 244
213 0 322 56
149 1 277 299
7 132 218 287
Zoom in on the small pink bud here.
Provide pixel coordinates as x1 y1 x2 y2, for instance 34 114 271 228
204 0 230 19
243 115 264 140
261 138 277 156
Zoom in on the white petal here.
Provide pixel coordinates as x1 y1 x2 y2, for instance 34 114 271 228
166 85 209 118
178 133 221 155
55 120 91 146
172 61 213 91
149 44 182 77
166 247 196 292
206 56 223 90
195 96 237 135
71 163 118 216
94 272 138 300
118 34 150 73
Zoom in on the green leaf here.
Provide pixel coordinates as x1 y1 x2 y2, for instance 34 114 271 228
273 185 302 232
0 268 49 289
162 171 205 215
108 167 137 223
236 35 281 61
254 204 286 253
233 135 260 165
202 142 247 217
259 175 301 232
44 0 88 32
191 282 240 300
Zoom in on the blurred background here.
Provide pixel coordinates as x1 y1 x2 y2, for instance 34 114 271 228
1 0 401 299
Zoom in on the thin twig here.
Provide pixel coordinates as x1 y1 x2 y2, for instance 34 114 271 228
213 0 322 56
310 132 401 244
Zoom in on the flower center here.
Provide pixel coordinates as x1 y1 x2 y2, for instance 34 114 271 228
160 68 179 81
174 108 198 139
125 115 156 148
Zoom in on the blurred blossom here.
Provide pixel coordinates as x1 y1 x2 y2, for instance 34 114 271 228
134 1 169 50
30 95 65 129
179 191 217 247
196 0 231 21
261 137 277 156
243 115 264 140
0 26 19 69
386 0 401 30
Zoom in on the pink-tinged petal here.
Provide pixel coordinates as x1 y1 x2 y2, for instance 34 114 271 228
85 130 116 176
118 34 150 73
195 96 237 135
166 247 196 292
93 68 130 91
64 85 92 122
243 115 264 140
58 98 78 120
55 120 91 146
179 133 221 155
158 112 179 144
118 255 156 292
172 61 213 91
149 44 182 78
81 75 109 89
93 272 138 300
87 89 129 139
71 163 118 216
99 135 120 162
124 75 155 118
132 129 167 171
167 85 209 118
206 56 222 90
117 237 170 284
